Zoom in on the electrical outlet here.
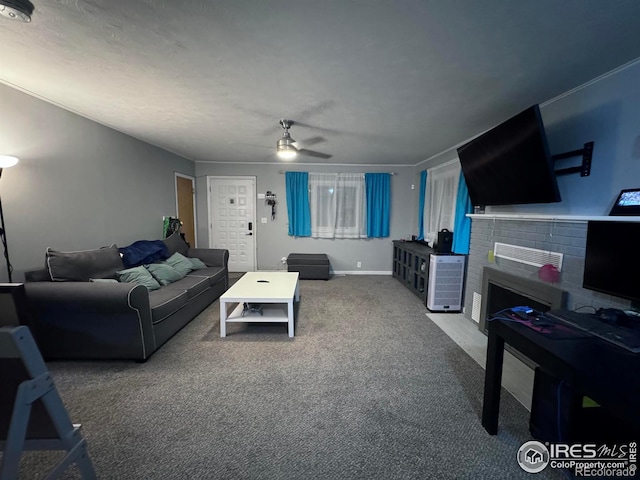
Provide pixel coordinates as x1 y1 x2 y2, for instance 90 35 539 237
261 217 267 223
357 261 362 268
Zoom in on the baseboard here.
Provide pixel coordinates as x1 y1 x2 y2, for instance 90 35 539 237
332 271 392 275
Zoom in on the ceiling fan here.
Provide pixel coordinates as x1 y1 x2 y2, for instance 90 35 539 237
276 119 332 160
0 0 34 22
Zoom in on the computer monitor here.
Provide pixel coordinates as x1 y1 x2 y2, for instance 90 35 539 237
583 221 640 306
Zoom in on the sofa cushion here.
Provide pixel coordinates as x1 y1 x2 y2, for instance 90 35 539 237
189 257 207 270
116 266 161 291
165 252 194 277
146 262 185 286
187 266 226 286
148 288 189 323
162 231 189 257
46 245 124 282
163 276 210 299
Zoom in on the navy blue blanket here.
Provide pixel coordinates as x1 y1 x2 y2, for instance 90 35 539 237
119 240 169 268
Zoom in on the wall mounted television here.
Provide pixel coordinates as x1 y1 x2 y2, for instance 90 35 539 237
583 221 640 305
456 104 561 207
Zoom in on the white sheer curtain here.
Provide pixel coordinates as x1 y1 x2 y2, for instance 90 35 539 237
423 161 460 246
308 172 366 239
335 173 367 238
309 173 338 238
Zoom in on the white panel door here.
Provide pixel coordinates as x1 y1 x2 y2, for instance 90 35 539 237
208 176 256 272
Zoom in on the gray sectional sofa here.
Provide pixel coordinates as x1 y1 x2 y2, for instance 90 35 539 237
23 232 228 361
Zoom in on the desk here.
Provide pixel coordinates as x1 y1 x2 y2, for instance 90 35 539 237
481 315 640 436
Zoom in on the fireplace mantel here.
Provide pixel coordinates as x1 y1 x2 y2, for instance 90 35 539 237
467 214 640 223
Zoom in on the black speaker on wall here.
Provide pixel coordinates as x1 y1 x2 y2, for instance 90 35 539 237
434 229 453 254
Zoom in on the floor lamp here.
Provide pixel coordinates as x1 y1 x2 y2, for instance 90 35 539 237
0 155 18 283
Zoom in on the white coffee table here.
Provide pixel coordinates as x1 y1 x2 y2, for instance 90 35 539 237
219 272 300 337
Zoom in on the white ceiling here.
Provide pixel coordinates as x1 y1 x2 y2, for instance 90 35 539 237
2 0 640 166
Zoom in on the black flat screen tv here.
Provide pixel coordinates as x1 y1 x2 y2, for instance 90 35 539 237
583 221 640 304
456 105 561 207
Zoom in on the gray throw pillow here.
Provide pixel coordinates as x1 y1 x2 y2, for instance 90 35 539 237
165 252 194 277
162 231 189 257
116 266 161 291
189 257 207 270
146 262 185 286
46 245 124 282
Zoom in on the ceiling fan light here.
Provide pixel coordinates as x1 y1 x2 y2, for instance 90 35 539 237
0 0 34 22
277 134 298 160
0 155 19 168
277 147 297 160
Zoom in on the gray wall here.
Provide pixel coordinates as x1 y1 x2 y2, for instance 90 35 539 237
194 163 415 272
412 61 640 228
495 60 640 216
0 83 195 281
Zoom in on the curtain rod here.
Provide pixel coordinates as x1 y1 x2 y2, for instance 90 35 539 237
278 170 396 175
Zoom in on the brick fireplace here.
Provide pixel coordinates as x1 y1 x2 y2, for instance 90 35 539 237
463 215 631 329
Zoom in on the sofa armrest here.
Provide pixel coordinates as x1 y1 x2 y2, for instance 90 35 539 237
24 268 51 282
25 281 149 310
187 248 229 268
23 282 156 360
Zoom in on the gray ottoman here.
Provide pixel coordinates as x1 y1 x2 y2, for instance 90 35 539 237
287 253 330 280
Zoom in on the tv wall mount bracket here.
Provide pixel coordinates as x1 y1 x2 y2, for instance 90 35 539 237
552 141 593 177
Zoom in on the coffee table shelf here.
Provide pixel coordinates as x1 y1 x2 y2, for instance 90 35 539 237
225 303 289 322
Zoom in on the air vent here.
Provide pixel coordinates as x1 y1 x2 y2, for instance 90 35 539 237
493 242 563 271
471 292 481 323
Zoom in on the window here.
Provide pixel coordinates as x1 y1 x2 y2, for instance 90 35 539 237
422 161 460 245
308 173 366 239
286 171 389 239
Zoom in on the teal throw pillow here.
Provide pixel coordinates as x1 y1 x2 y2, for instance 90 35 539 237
117 266 161 291
146 262 185 286
189 257 207 270
89 278 119 284
165 252 194 277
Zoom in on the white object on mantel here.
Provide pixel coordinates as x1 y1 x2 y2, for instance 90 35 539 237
467 213 640 223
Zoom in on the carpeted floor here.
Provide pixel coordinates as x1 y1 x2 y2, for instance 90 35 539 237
14 275 564 479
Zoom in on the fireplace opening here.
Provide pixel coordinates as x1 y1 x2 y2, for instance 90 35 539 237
487 283 552 320
480 267 566 334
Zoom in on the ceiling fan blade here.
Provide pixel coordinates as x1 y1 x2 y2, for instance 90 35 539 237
299 149 332 159
292 136 326 150
292 121 343 136
301 136 327 147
